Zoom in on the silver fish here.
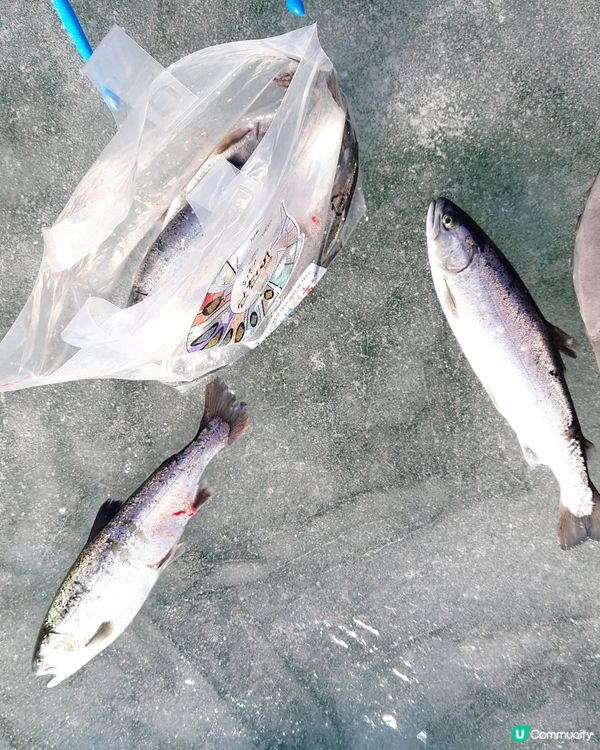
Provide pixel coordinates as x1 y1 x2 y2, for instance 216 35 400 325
316 105 360 269
123 61 299 307
573 169 600 372
128 120 274 305
427 197 600 549
128 70 359 309
33 379 249 686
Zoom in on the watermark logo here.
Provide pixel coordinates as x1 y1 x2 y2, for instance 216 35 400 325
512 725 593 743
512 726 531 743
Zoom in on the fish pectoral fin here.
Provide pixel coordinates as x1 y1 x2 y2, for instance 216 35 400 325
547 322 579 360
154 543 185 572
86 499 123 543
518 438 541 468
442 278 458 317
85 621 114 648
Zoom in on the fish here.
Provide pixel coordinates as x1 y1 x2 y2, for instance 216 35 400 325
128 119 275 306
179 89 360 358
427 197 600 549
316 106 360 269
573 169 600 373
128 122 359 313
33 378 249 687
127 66 360 311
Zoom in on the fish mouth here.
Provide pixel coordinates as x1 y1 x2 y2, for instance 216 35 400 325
34 664 55 676
34 664 70 688
426 199 440 240
45 673 69 688
34 662 59 686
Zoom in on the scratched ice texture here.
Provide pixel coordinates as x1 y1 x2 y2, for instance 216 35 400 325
2 1 600 749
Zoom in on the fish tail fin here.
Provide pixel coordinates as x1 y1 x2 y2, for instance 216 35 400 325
586 484 600 542
557 504 588 549
200 378 249 444
557 484 600 550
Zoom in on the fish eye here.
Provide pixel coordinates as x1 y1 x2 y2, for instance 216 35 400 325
442 213 454 229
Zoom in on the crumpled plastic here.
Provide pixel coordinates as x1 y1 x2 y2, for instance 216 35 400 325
0 25 364 391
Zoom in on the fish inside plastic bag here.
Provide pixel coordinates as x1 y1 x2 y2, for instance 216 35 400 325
0 25 364 391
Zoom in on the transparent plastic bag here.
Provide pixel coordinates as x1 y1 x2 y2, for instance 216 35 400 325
0 25 364 391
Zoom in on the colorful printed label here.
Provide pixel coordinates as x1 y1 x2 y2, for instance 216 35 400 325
256 261 326 343
186 202 304 352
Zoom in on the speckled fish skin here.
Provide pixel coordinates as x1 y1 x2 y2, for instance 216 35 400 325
573 169 600 372
427 197 600 549
33 379 249 687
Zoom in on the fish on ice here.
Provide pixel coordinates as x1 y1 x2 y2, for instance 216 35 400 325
573 169 600 374
33 379 249 686
427 197 600 549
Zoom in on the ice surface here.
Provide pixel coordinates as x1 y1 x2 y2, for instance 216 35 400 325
2 1 600 748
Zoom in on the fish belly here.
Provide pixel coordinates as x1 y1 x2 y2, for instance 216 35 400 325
437 271 565 471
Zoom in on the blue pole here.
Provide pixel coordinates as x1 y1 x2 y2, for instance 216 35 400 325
286 0 306 17
51 0 120 111
52 0 93 61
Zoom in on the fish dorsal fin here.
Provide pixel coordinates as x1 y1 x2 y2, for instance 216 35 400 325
154 543 185 572
87 499 123 544
547 322 579 360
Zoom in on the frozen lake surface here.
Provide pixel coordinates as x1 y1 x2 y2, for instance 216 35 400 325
1 1 600 748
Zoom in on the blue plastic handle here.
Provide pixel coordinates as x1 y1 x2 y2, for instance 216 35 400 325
286 0 306 17
51 0 120 112
52 0 93 61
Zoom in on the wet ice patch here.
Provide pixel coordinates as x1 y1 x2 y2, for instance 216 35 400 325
330 635 349 649
338 625 367 646
382 714 398 730
309 352 326 371
406 88 475 151
353 618 379 636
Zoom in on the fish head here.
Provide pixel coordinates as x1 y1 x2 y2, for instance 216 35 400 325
33 619 116 688
426 197 481 275
33 625 85 687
